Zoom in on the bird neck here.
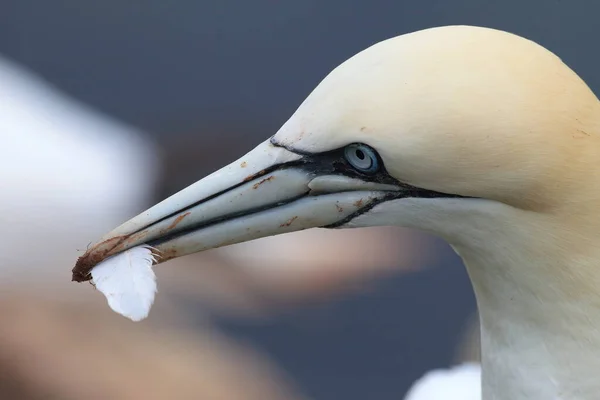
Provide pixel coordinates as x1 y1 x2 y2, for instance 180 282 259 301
446 202 600 400
354 197 600 400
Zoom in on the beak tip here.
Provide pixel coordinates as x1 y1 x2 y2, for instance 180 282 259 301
72 255 93 282
72 235 126 282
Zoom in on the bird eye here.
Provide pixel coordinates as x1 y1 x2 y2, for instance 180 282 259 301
344 144 379 174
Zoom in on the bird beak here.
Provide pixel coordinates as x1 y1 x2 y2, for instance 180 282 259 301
72 138 399 282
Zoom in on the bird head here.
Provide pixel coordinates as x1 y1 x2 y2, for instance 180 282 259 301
73 25 600 282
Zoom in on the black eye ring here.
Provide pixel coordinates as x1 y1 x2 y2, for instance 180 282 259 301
344 144 380 174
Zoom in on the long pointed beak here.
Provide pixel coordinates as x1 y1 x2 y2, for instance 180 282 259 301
72 139 399 282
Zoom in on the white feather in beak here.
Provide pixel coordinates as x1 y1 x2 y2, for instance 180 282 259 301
90 246 158 321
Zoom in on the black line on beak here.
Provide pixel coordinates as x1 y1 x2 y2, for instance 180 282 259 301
146 140 470 239
130 144 395 238
129 160 306 237
145 191 310 248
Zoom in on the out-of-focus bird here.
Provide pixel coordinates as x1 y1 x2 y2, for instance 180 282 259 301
0 55 158 286
76 25 600 400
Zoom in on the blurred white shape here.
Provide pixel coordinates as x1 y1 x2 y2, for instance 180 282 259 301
404 363 481 400
91 246 158 321
0 55 158 285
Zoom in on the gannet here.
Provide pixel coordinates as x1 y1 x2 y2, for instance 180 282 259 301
73 25 600 400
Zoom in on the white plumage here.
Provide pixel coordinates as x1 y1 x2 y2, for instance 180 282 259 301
404 363 481 400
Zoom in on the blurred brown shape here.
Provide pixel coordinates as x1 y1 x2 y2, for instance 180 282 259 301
0 294 305 400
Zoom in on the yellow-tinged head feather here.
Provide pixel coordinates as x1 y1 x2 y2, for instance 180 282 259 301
274 25 600 210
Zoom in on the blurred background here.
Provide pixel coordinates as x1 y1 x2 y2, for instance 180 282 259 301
0 1 597 398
